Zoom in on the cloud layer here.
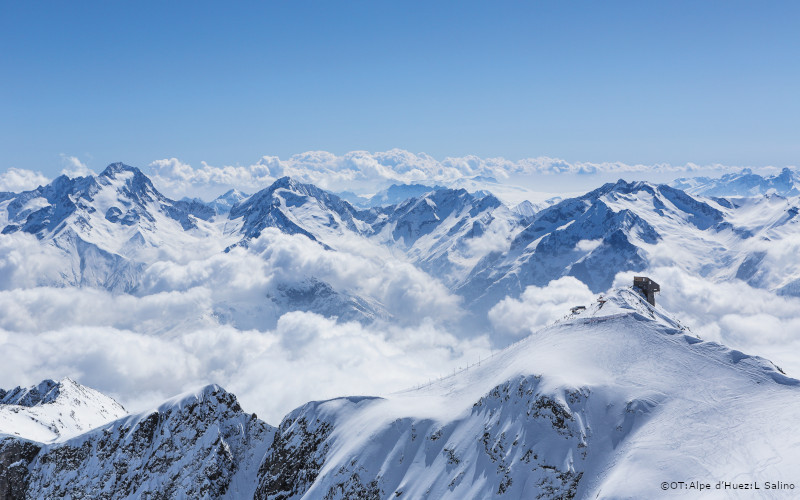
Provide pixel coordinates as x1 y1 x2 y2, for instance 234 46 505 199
487 276 596 341
147 150 756 199
0 228 480 422
3 228 800 423
0 314 489 424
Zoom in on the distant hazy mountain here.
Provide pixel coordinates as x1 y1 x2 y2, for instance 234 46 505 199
671 167 800 197
209 188 250 214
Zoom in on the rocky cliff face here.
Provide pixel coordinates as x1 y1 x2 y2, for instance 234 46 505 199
0 385 274 500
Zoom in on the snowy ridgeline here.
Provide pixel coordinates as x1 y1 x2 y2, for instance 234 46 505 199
1 289 799 499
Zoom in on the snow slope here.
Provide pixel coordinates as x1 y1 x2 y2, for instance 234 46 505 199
254 288 800 499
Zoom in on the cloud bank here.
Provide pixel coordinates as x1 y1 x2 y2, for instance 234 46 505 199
487 276 596 340
0 315 489 425
3 225 800 422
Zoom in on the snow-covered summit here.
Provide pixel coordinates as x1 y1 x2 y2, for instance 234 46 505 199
0 377 126 443
252 286 800 499
230 176 363 244
209 188 250 214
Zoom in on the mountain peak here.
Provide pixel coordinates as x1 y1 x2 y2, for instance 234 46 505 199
270 176 300 190
0 379 59 406
576 286 685 331
100 162 144 178
156 383 229 412
220 188 246 197
0 378 127 442
97 162 163 204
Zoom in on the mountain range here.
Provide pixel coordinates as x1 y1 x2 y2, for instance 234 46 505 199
2 163 799 332
671 167 800 198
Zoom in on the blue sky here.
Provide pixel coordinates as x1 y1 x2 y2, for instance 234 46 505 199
2 1 799 176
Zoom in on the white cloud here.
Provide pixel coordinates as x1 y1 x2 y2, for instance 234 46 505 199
487 276 596 340
0 234 65 290
4 227 800 423
137 229 463 328
0 168 50 192
60 155 95 178
148 157 277 200
0 307 489 424
575 239 603 252
0 227 482 423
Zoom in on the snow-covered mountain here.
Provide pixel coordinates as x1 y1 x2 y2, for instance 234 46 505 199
229 176 366 246
0 384 273 499
208 188 250 214
0 378 126 443
0 167 388 325
3 288 798 499
455 181 720 312
671 167 800 198
0 163 221 291
255 288 800 499
363 188 525 287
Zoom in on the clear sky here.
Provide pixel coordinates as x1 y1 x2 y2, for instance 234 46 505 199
2 1 799 176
